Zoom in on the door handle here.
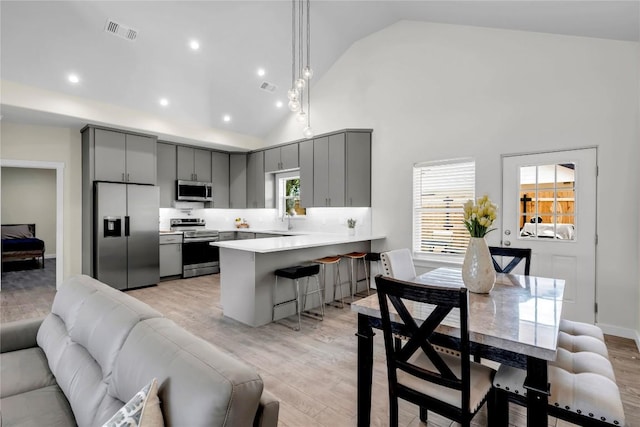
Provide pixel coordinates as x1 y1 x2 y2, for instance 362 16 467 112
124 216 130 237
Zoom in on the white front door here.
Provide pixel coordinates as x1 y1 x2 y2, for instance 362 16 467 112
502 148 597 323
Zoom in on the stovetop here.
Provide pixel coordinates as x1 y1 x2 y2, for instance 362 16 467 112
170 218 218 240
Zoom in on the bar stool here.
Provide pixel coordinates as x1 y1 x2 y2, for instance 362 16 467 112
272 264 322 331
341 252 369 302
314 256 345 309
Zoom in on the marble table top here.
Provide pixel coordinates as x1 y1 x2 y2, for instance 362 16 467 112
352 267 565 361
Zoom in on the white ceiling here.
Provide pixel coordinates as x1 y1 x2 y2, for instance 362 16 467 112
1 1 638 143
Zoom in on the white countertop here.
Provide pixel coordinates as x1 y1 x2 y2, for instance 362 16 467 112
212 233 385 253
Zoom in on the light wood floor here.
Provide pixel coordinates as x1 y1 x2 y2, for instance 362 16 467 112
2 274 639 427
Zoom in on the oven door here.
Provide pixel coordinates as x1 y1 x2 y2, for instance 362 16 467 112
182 240 219 277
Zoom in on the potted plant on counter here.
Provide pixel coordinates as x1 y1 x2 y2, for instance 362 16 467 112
347 218 357 236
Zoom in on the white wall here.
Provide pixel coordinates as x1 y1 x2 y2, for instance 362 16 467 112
1 167 56 255
0 122 82 278
266 21 640 336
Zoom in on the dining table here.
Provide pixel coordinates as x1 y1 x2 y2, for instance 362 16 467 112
351 267 565 427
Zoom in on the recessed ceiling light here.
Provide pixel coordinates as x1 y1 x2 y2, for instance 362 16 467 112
223 114 231 122
275 101 283 108
257 68 266 77
189 39 200 51
68 74 80 84
159 98 169 107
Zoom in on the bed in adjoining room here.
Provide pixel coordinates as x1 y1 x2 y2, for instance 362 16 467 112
1 224 45 269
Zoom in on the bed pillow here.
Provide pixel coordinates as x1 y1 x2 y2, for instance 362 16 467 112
1 225 33 239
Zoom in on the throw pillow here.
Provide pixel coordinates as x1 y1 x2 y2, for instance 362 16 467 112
102 378 164 427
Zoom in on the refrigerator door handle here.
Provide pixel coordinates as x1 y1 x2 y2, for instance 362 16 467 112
124 216 130 237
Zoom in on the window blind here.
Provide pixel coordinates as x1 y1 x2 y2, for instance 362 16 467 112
413 160 475 257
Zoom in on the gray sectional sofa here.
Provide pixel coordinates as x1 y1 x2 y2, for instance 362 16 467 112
0 275 279 427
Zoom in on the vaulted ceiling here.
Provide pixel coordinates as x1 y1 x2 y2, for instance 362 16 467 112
1 1 638 148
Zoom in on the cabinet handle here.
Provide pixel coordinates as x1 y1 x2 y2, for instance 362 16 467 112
328 198 331 206
194 173 198 181
350 197 353 206
127 173 130 182
121 173 125 182
177 245 181 252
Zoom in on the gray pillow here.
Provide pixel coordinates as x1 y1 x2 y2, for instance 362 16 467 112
1 225 33 239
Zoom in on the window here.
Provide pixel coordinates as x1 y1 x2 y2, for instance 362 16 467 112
413 159 475 257
276 171 306 217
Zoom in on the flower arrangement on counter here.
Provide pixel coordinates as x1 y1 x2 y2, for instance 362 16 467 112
347 218 357 228
234 218 249 229
463 195 498 238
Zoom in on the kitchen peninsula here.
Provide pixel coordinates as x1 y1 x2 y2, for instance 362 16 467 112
212 233 385 327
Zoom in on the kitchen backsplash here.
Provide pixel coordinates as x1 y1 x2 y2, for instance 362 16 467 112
159 207 372 234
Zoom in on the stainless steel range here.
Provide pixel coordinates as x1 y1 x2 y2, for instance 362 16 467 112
170 218 219 277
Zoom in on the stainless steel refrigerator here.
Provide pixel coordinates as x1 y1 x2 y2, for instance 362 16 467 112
94 182 159 290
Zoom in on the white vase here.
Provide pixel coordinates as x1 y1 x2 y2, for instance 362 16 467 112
347 228 356 236
462 237 496 294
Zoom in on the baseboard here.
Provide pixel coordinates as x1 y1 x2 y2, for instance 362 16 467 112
44 254 56 259
598 322 640 350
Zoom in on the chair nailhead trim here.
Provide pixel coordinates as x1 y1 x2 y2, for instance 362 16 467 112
589 413 594 417
576 410 581 414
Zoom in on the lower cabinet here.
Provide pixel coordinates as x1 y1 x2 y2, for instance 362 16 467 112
160 234 182 277
236 232 255 240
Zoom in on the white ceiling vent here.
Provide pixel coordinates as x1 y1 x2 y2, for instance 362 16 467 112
104 18 138 41
259 81 277 93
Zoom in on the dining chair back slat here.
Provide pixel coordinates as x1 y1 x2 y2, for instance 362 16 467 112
489 246 531 275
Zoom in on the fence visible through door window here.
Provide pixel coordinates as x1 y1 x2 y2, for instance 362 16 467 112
518 163 576 241
412 159 475 257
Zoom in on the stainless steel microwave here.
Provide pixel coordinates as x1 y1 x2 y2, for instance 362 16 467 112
176 180 213 202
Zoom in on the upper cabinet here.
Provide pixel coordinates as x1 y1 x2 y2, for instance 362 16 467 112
304 130 371 207
299 140 314 208
93 128 157 185
345 131 371 207
177 146 212 182
157 142 177 208
264 143 299 173
229 154 247 209
211 151 230 208
246 151 265 208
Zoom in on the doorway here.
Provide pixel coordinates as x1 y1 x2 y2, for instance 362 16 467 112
502 148 597 323
0 160 64 288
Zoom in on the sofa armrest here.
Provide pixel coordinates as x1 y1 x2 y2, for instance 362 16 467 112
253 390 280 427
0 316 45 353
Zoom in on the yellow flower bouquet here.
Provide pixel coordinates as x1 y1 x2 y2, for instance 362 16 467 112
463 195 498 238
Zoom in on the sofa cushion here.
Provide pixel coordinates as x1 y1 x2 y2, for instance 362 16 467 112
109 318 264 427
37 275 163 427
102 378 164 427
0 347 56 398
0 385 75 427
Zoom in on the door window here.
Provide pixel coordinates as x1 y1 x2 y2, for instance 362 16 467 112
518 163 576 241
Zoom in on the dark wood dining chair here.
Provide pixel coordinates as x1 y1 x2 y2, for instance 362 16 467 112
375 275 497 427
489 246 531 275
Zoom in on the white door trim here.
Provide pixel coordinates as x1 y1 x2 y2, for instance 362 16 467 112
1 159 64 288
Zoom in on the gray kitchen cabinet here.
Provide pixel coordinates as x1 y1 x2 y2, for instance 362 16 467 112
218 231 236 241
313 134 345 207
345 131 371 207
177 146 212 182
94 129 156 185
246 151 265 208
229 154 247 209
299 140 314 207
157 142 177 208
236 231 255 240
211 151 230 208
264 143 299 173
159 234 182 277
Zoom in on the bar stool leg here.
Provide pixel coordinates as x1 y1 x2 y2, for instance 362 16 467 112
301 275 324 320
334 261 344 308
294 278 300 331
